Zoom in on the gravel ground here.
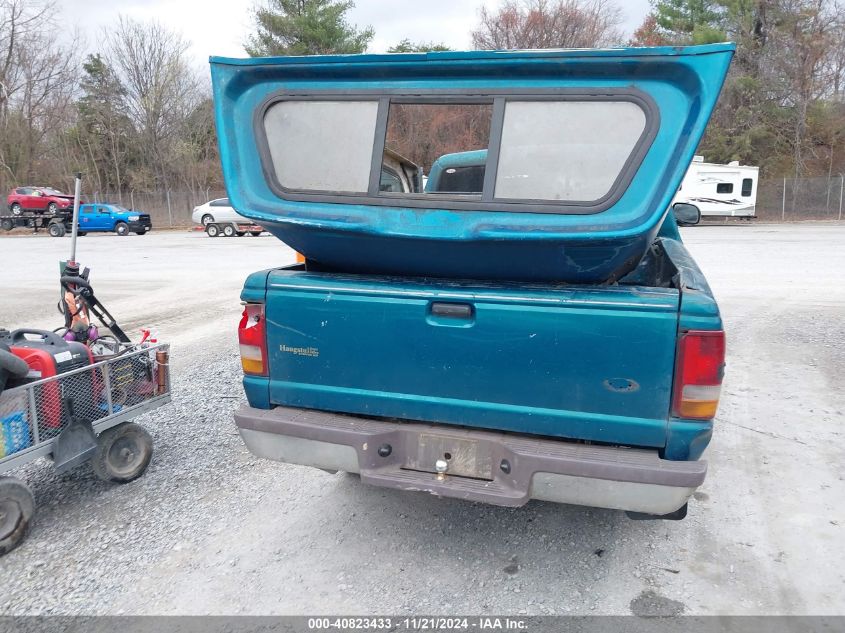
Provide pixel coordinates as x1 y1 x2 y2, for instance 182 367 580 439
0 225 843 615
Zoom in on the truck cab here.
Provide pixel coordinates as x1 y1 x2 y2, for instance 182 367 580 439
78 204 152 235
213 44 733 519
425 149 487 194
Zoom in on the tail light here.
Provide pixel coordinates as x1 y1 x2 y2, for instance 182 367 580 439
238 303 268 376
295 252 305 264
672 330 725 420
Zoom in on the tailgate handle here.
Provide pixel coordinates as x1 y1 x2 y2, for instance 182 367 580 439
430 302 473 319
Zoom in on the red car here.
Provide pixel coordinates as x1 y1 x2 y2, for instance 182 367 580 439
7 186 74 215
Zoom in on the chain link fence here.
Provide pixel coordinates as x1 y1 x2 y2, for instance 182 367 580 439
87 178 845 227
757 177 845 222
88 190 227 228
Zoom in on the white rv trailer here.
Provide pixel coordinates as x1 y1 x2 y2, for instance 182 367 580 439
672 156 759 218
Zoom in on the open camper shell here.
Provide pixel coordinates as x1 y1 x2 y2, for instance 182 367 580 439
211 44 735 283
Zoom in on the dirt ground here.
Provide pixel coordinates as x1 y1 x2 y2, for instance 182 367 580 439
0 224 843 615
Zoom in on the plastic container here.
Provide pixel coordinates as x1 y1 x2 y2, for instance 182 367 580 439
0 393 31 458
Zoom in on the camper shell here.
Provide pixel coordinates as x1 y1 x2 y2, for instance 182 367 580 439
211 44 735 283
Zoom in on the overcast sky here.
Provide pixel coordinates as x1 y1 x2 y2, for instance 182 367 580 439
59 0 652 70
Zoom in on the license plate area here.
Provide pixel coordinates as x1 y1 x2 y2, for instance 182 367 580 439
404 433 493 480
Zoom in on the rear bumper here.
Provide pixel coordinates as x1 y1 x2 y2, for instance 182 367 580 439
234 405 706 515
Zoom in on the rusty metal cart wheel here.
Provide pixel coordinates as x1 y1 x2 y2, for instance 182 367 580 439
0 476 34 556
91 422 153 483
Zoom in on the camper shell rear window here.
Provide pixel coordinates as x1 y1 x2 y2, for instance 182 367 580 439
255 90 659 215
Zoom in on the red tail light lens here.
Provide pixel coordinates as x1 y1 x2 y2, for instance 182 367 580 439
238 303 268 376
672 330 725 420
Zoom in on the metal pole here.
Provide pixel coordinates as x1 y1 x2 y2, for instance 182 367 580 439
69 172 82 263
27 387 40 445
782 178 786 221
102 367 114 415
130 189 135 210
839 175 843 222
826 176 832 213
166 190 173 227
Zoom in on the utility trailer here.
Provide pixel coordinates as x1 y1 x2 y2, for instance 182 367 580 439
0 210 73 237
205 221 265 238
0 343 171 555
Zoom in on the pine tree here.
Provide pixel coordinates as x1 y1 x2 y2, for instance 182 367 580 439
652 0 726 44
246 0 374 56
76 54 134 192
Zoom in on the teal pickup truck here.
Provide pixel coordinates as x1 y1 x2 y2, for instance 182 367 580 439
213 44 732 519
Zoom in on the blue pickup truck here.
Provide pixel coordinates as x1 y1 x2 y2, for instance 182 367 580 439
212 44 732 519
76 204 152 236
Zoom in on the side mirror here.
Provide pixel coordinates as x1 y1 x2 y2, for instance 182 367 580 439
673 203 700 227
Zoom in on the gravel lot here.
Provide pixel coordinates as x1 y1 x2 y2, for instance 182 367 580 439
0 225 843 616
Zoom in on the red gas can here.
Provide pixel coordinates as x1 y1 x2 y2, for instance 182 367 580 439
7 329 95 431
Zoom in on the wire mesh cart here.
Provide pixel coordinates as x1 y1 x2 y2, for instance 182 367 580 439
0 343 171 555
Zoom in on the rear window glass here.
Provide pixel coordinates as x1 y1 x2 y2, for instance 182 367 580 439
495 101 647 201
263 100 378 193
382 103 492 197
258 93 654 213
435 166 486 194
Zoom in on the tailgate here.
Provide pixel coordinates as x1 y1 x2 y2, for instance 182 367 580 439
265 270 679 449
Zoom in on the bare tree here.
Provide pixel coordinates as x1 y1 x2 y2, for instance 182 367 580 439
105 16 201 190
172 96 223 196
471 0 624 50
821 1 845 100
767 0 841 180
0 0 78 189
0 0 53 125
